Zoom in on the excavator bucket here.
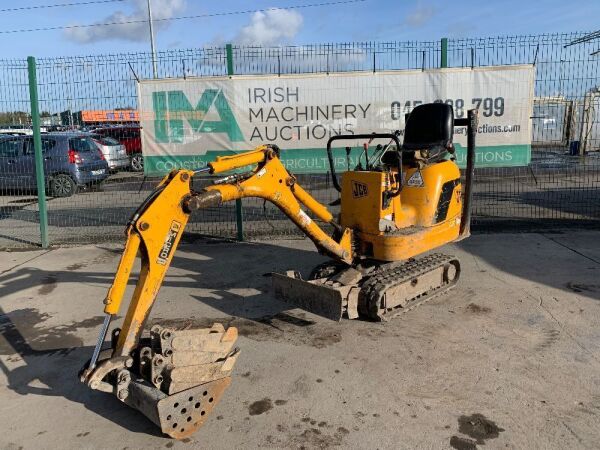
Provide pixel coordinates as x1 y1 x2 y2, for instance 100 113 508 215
82 322 239 440
124 324 239 439
125 375 232 440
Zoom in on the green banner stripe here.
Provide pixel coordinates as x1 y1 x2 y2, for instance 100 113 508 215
143 144 531 176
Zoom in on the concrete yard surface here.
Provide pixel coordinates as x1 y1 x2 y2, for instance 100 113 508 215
0 231 599 449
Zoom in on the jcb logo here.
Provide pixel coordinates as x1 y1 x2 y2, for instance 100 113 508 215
352 181 368 198
157 220 182 265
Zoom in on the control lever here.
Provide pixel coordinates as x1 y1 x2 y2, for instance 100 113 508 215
345 146 351 171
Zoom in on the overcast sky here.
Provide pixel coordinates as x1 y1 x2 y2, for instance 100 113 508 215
0 0 598 58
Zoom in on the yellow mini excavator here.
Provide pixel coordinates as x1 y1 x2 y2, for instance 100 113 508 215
80 103 477 439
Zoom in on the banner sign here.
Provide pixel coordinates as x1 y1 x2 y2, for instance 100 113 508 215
138 65 534 175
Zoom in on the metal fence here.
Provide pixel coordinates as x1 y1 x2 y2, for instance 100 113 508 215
0 32 599 249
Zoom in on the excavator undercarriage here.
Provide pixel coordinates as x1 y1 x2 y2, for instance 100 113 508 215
273 253 461 321
80 103 478 439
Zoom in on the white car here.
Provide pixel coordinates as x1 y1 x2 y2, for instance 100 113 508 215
91 134 129 171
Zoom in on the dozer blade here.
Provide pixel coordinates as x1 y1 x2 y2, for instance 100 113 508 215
272 271 353 321
125 376 231 439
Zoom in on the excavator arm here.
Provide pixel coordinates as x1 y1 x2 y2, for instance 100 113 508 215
80 144 353 438
99 143 352 359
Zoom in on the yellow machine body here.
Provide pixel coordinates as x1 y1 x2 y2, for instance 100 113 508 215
340 160 462 261
81 104 478 440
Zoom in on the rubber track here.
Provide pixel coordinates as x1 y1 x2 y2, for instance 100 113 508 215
359 253 459 321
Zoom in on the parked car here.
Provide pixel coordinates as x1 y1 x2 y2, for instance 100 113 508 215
0 128 33 136
0 133 109 197
93 126 143 172
90 134 129 171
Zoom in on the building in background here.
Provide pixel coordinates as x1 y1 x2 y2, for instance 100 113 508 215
60 109 139 128
41 114 61 127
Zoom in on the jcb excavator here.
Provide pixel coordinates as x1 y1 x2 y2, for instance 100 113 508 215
80 103 477 439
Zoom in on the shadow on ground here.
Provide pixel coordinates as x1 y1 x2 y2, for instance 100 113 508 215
0 240 325 435
0 307 162 437
457 232 600 302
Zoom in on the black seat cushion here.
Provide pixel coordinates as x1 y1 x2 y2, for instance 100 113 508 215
402 103 454 151
380 148 400 166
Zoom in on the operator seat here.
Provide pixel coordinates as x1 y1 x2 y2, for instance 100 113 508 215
403 103 454 151
382 103 455 166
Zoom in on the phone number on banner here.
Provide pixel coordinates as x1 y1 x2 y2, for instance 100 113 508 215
390 97 506 120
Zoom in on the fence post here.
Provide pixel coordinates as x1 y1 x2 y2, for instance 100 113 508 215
27 56 49 249
225 44 244 241
226 43 234 77
440 37 448 68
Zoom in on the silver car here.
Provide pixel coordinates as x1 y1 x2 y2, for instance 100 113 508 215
91 134 129 171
